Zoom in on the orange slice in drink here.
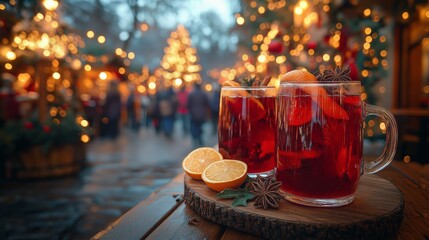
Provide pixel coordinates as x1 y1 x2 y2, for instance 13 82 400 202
222 80 249 98
227 96 266 121
280 69 317 83
280 70 348 120
222 80 266 121
222 80 241 87
182 147 223 180
202 160 248 192
286 89 313 126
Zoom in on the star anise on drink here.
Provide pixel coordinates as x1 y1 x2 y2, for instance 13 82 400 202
240 76 257 86
249 175 284 209
315 66 352 82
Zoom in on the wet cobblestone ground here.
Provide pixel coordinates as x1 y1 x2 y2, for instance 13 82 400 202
0 123 217 240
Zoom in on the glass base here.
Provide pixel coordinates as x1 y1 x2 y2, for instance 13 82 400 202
282 191 355 207
247 169 276 178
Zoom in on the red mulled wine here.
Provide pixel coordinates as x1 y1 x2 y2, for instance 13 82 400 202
277 86 363 201
218 86 276 176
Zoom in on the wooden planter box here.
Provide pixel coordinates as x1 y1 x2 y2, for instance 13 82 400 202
15 143 86 179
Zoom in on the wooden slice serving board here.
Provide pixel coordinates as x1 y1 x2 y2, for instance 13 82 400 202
184 174 404 239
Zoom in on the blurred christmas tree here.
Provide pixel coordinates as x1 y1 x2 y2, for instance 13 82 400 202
160 25 202 87
0 0 91 161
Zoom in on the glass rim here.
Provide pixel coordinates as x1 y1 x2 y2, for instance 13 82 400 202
280 81 361 86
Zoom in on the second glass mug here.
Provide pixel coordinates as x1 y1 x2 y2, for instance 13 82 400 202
218 85 276 178
276 81 398 207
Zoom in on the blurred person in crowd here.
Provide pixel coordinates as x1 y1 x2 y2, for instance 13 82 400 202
140 92 151 128
188 82 210 147
82 95 98 129
153 90 162 134
102 80 122 139
147 93 159 132
177 85 190 135
0 73 20 124
210 82 221 135
157 86 177 138
126 87 139 131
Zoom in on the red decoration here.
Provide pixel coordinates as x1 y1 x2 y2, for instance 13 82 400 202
43 125 51 133
348 61 359 80
268 40 284 54
307 42 317 50
323 35 330 44
24 121 34 130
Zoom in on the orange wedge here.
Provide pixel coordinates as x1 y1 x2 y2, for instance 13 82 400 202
222 80 241 87
280 69 349 120
222 80 249 98
202 160 248 192
182 147 223 180
280 69 317 82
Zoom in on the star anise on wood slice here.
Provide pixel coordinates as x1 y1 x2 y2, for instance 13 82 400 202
249 175 284 209
317 66 352 82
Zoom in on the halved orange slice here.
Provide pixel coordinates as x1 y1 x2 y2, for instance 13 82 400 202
202 160 247 192
182 147 223 180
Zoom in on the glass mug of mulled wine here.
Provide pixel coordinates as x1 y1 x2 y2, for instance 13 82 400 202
218 85 276 178
276 81 398 207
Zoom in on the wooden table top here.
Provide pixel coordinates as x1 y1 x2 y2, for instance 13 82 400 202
92 160 429 240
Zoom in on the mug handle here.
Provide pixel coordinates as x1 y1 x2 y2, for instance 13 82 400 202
364 104 398 174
